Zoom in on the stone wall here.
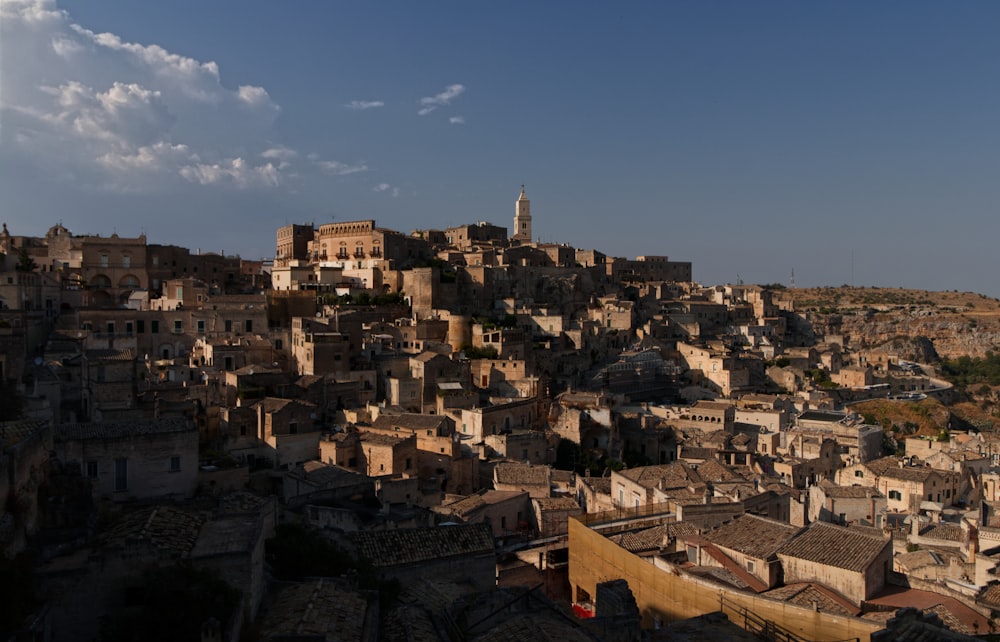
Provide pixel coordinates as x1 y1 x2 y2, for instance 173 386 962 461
568 517 881 641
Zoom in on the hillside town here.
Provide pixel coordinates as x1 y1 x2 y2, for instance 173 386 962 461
1 188 995 641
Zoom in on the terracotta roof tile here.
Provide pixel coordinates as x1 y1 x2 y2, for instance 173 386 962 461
704 514 801 560
778 521 889 573
353 523 493 568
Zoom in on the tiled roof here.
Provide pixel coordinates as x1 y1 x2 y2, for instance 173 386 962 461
217 490 271 515
353 523 493 568
704 514 801 560
817 482 883 499
291 460 363 487
372 413 450 432
189 514 260 558
258 579 373 642
694 459 745 483
85 348 136 362
443 491 526 518
55 417 193 441
610 522 696 553
778 521 889 573
579 477 611 494
762 583 860 617
381 605 442 642
896 550 943 572
865 456 940 482
359 431 409 447
0 420 49 449
919 523 964 542
977 582 1000 609
618 462 703 490
532 497 580 512
102 506 204 557
494 462 550 486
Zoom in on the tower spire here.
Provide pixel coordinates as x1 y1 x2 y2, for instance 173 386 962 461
513 185 532 243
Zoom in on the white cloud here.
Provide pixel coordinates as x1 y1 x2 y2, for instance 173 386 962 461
314 158 368 176
0 0 298 193
449 116 465 125
373 183 399 197
346 100 384 110
260 145 297 161
418 83 464 115
180 158 280 188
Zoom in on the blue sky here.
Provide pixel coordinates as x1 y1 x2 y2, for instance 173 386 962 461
3 1 1000 294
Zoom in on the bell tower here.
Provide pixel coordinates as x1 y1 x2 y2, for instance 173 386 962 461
513 185 532 243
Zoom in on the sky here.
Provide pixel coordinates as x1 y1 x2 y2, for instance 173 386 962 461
3 1 1000 295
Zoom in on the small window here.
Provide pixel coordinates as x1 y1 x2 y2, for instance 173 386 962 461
169 456 181 472
86 461 98 478
151 320 159 334
114 458 128 492
173 320 182 333
854 470 863 478
197 320 205 333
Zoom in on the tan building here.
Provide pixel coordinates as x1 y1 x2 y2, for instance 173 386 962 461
611 462 705 509
493 461 551 498
776 521 893 607
808 480 886 527
836 456 960 513
689 513 802 591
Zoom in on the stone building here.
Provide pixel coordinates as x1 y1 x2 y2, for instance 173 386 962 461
776 521 893 607
54 417 198 501
512 186 532 243
352 522 496 591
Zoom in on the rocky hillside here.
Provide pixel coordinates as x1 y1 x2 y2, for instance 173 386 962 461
787 286 1000 360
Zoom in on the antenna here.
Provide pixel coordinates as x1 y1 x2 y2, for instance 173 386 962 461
790 268 795 289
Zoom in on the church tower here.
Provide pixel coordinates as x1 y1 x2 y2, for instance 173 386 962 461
513 185 532 243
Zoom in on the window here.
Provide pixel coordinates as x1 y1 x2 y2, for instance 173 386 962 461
114 458 128 491
888 490 902 500
405 457 412 470
225 319 232 332
746 560 755 574
169 456 181 472
289 421 297 435
197 320 205 333
100 254 109 268
245 320 253 333
122 255 131 268
86 461 98 478
173 320 182 333
855 470 863 478
151 320 159 334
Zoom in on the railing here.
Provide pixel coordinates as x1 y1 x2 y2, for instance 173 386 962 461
573 501 675 527
718 595 859 642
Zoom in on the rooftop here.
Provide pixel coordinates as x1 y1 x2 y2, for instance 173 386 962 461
777 521 889 573
353 523 493 568
703 513 801 560
55 417 193 441
494 462 550 487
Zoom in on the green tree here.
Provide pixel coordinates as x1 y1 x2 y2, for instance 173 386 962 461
15 247 37 272
100 565 240 642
